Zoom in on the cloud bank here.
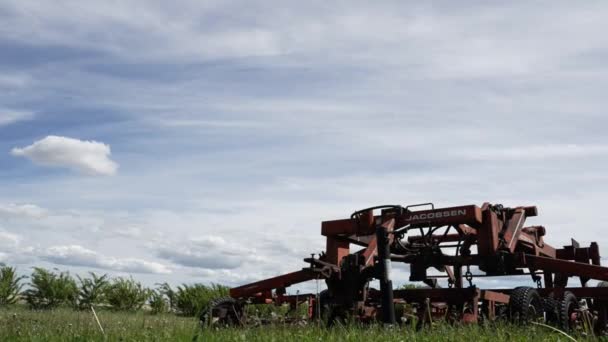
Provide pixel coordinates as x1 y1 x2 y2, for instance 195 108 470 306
42 245 171 274
0 203 48 219
156 236 256 270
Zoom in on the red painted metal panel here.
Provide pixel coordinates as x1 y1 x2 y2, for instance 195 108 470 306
399 205 482 228
325 237 350 265
477 208 499 256
321 218 356 236
503 208 526 253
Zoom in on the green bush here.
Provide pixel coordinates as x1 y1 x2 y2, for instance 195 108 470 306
77 272 109 309
156 282 176 312
24 267 78 309
149 289 168 314
105 277 150 311
175 283 229 316
0 264 26 306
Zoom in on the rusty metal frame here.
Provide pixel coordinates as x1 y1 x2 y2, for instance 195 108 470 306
223 202 608 330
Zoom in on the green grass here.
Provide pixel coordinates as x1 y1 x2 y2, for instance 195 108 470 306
0 306 594 341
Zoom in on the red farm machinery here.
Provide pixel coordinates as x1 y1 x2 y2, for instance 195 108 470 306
202 203 608 333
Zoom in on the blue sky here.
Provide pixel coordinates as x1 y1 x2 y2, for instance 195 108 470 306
1 1 608 290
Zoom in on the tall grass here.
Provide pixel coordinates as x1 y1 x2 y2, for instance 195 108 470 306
0 305 574 342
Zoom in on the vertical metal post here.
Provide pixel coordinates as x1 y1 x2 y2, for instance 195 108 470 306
454 265 463 288
315 278 321 327
376 226 396 325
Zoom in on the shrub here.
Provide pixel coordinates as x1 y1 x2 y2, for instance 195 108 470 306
77 272 109 309
24 268 78 309
105 277 150 311
0 264 26 306
156 282 176 312
149 289 168 314
175 283 229 316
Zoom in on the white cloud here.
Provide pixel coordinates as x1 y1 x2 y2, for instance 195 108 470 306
0 231 20 251
0 230 36 265
11 136 118 176
42 245 171 274
0 1 283 62
0 109 34 126
0 203 48 219
156 236 258 270
189 268 267 286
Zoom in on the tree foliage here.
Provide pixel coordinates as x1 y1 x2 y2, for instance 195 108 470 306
175 283 229 316
1 263 233 316
156 282 176 312
105 277 150 311
24 268 78 309
77 272 109 309
0 264 26 306
149 289 168 314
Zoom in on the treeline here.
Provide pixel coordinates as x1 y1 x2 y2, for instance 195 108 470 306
0 264 228 316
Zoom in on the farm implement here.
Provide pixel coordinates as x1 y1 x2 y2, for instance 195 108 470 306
202 203 608 333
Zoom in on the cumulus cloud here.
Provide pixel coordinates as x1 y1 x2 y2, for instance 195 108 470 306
0 109 33 126
11 136 118 176
0 230 20 251
0 203 48 219
0 230 35 264
157 236 257 270
189 268 267 286
42 245 171 274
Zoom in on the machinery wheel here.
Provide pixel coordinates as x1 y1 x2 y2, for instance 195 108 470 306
559 291 579 331
594 282 608 335
200 297 244 328
509 287 543 323
543 297 560 324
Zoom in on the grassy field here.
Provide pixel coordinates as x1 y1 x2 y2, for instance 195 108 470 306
0 306 590 342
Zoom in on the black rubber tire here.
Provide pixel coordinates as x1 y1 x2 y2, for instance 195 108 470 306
559 291 579 331
543 297 560 324
509 286 543 323
200 297 242 328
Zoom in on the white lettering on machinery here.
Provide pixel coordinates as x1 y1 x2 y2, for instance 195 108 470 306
406 209 467 221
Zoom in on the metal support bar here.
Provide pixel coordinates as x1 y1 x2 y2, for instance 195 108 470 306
376 225 396 325
521 254 608 282
230 269 317 298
